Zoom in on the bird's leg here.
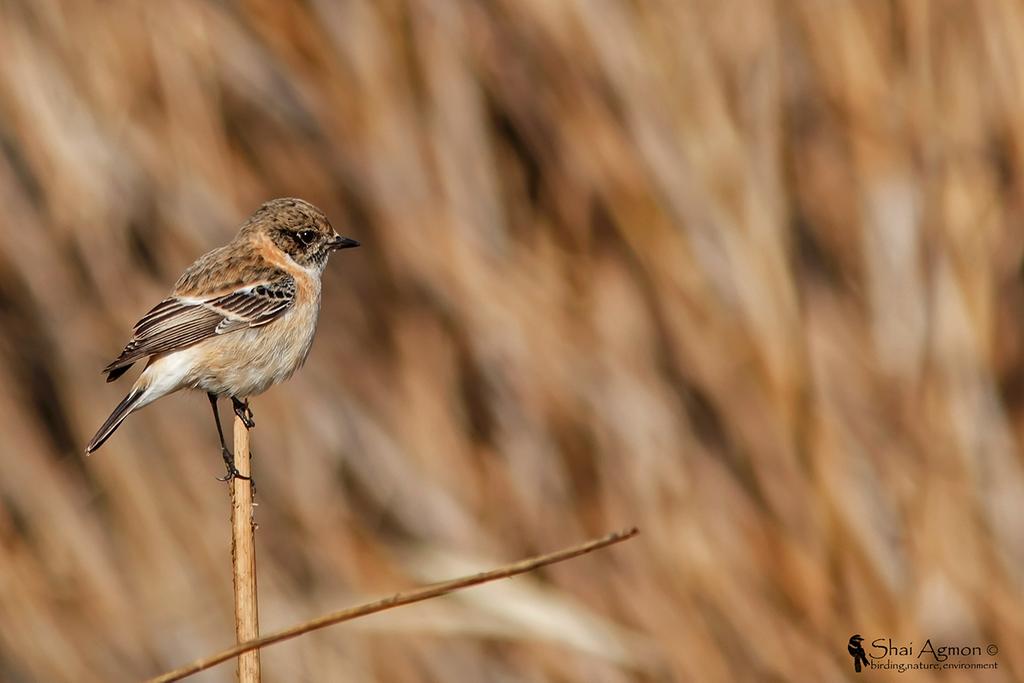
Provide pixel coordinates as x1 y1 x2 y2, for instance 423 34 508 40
209 393 250 482
209 393 231 453
231 396 255 429
230 397 258 462
229 396 257 461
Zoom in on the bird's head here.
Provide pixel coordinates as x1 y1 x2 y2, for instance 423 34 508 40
245 197 359 271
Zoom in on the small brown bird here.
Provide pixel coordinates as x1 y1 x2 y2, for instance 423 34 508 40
86 198 359 479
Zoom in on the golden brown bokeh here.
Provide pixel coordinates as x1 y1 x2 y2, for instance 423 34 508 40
0 1 1023 681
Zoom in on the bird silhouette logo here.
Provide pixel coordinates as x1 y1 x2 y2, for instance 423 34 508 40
848 634 870 673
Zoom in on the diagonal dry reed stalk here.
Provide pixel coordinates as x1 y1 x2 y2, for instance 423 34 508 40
145 527 639 682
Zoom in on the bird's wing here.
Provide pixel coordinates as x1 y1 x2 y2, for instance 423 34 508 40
102 275 296 379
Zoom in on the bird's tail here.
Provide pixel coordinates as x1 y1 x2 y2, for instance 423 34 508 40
86 388 146 454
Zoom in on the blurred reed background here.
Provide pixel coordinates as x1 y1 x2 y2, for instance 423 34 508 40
1 0 1023 681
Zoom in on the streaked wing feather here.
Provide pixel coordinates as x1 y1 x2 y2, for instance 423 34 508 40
208 279 295 328
102 276 295 375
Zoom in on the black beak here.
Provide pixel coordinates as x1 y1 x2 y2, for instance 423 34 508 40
329 235 360 250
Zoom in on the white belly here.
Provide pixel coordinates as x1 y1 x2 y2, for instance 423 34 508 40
196 296 321 397
138 293 321 401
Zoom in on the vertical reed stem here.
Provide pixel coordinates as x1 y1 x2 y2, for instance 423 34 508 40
231 414 260 682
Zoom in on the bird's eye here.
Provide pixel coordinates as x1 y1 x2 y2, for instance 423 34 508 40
297 229 318 245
